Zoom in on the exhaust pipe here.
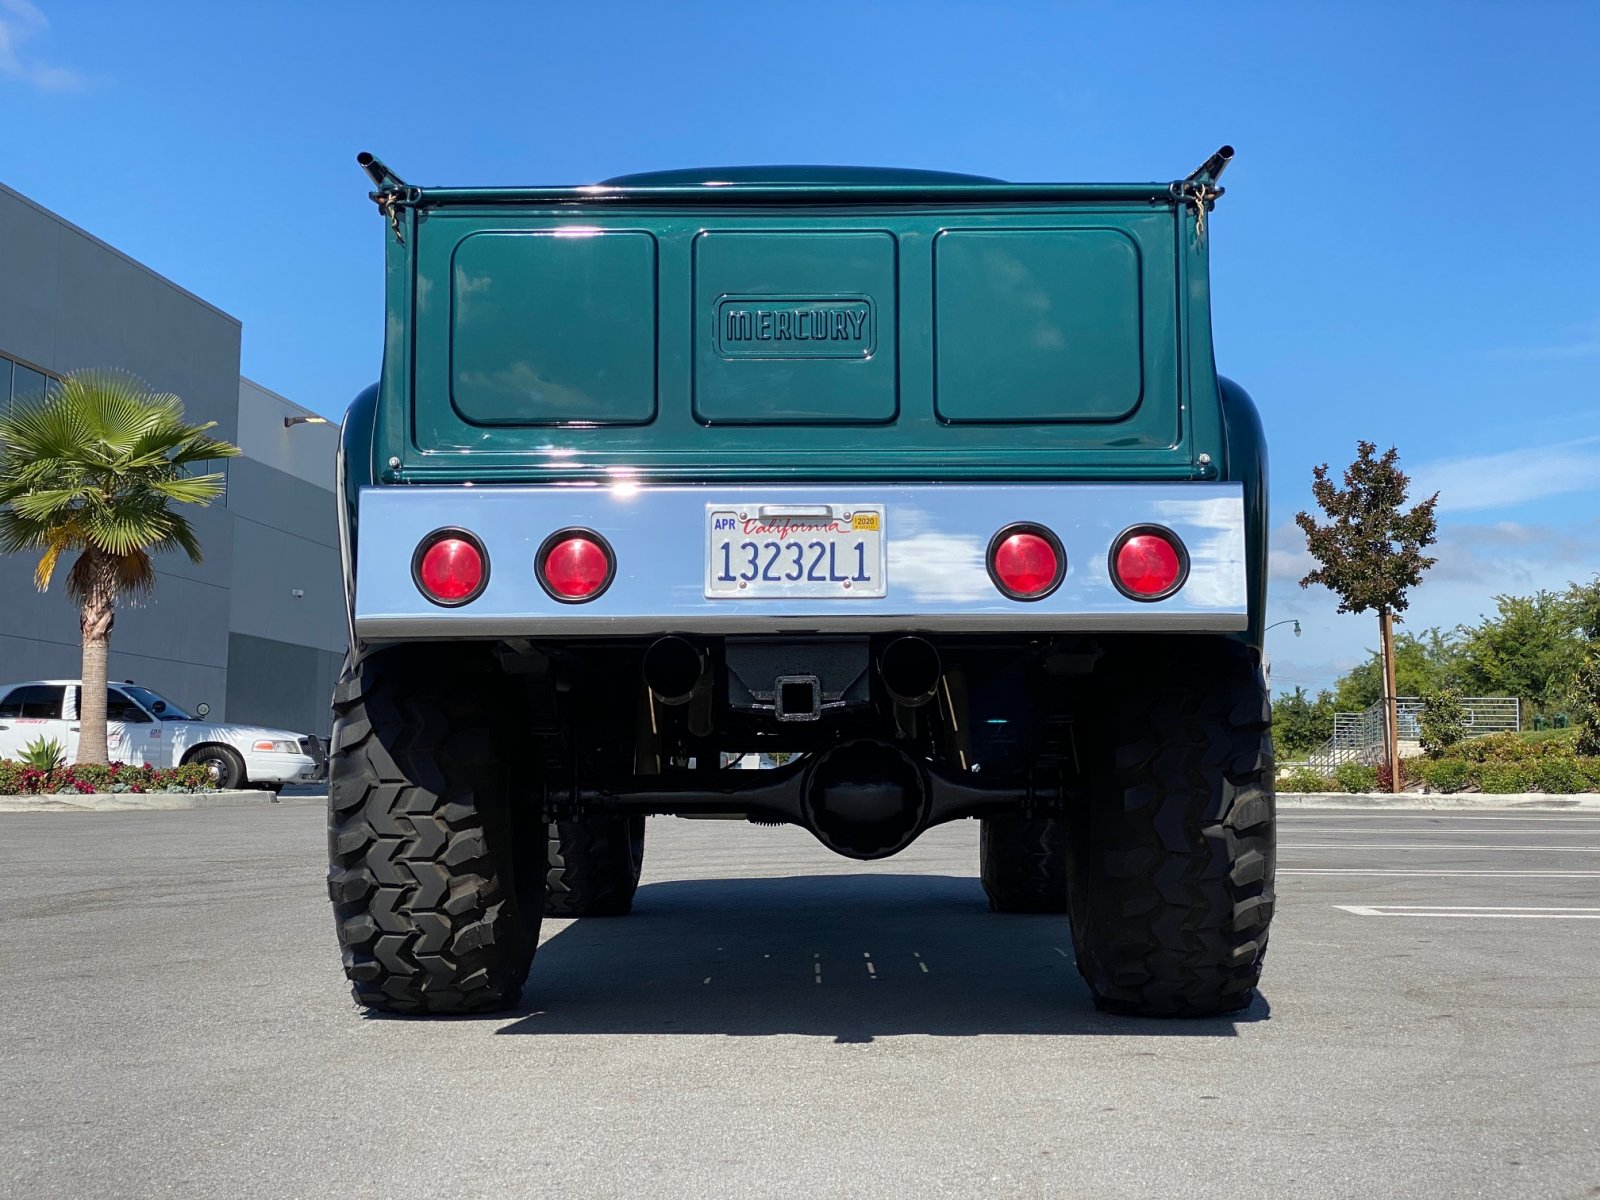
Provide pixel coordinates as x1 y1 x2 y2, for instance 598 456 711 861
644 636 707 707
879 636 941 708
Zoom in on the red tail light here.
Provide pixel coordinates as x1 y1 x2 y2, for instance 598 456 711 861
987 524 1065 600
1112 527 1188 600
537 529 615 602
413 530 488 606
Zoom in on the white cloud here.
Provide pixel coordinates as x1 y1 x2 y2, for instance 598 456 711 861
1263 517 1600 694
1411 436 1600 514
0 0 85 92
1267 519 1313 584
1425 519 1600 589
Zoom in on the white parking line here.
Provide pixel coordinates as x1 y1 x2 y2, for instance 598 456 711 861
1282 868 1600 877
1280 814 1600 822
1282 826 1600 835
1336 905 1600 919
1283 843 1600 852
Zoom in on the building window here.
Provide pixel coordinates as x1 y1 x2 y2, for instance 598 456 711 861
1 350 63 415
188 457 230 508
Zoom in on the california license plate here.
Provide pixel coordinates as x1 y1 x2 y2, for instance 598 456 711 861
706 504 886 598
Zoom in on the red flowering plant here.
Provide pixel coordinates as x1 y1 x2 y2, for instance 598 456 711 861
0 758 219 796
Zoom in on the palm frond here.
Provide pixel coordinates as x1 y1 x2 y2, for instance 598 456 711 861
8 486 98 522
0 508 63 554
34 527 74 591
148 511 205 564
168 431 243 466
115 547 157 597
149 475 227 505
0 370 239 594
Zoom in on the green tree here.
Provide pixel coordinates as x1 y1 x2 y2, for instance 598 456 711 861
1296 441 1440 791
1567 576 1600 641
1271 686 1336 756
1571 577 1600 755
0 372 238 764
1331 628 1461 712
1454 591 1586 716
1418 688 1467 756
1572 648 1600 757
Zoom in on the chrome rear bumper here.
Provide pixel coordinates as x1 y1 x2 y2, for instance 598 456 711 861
353 482 1248 639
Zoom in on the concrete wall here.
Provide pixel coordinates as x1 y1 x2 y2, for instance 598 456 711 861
225 380 343 736
0 184 345 742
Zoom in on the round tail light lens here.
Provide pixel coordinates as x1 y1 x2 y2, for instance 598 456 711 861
413 531 488 606
1112 527 1188 600
987 525 1065 600
537 530 615 602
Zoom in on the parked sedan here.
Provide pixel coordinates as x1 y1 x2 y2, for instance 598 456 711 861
0 679 324 790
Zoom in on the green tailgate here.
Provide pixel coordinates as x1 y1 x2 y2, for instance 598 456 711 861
371 163 1226 483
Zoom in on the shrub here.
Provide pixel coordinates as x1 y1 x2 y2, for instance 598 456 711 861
1376 760 1408 792
1453 733 1520 764
1477 763 1533 794
1279 765 1333 793
0 761 26 795
1573 648 1600 757
1452 733 1573 765
0 759 222 796
19 736 66 772
1532 758 1586 794
1422 759 1472 794
1334 762 1379 793
67 763 118 790
1419 689 1467 756
169 763 214 789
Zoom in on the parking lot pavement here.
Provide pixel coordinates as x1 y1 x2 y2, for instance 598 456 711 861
2 804 1597 1200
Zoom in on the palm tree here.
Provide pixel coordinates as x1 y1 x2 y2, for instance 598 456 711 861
0 371 239 764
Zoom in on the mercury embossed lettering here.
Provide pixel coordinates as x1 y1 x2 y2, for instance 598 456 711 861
713 295 875 360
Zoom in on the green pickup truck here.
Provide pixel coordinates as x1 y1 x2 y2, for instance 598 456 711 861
328 147 1274 1018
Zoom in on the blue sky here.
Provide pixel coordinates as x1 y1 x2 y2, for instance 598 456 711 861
3 0 1598 692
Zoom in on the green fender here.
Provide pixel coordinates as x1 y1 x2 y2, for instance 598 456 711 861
338 383 380 658
1218 376 1269 652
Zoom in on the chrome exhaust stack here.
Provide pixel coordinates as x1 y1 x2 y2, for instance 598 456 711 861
643 636 707 707
878 636 942 708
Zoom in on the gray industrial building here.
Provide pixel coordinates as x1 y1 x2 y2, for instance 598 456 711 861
0 181 344 738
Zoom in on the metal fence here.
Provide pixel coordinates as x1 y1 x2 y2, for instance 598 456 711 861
1306 697 1519 771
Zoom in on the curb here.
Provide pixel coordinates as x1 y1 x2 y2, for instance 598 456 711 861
1278 791 1600 812
0 789 285 814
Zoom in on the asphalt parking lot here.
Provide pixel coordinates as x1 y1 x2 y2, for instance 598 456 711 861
3 802 1598 1200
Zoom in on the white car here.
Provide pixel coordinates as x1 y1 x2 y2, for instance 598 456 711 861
0 679 323 790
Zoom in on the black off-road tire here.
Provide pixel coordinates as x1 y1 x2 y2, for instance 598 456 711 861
1066 637 1275 1017
979 817 1071 913
544 815 646 916
326 646 543 1015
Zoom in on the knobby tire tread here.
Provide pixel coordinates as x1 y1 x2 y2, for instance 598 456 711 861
326 646 541 1015
544 815 646 917
1068 638 1275 1017
979 817 1072 913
